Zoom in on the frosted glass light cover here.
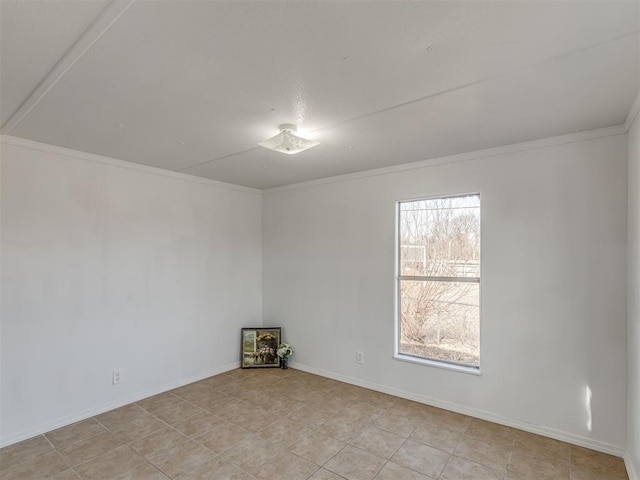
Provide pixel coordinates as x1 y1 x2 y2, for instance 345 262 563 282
258 127 319 155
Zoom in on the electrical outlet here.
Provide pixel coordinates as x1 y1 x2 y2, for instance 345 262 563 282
356 351 364 364
112 369 123 385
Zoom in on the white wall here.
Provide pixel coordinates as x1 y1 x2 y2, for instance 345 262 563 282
0 138 263 446
263 133 629 452
628 110 640 476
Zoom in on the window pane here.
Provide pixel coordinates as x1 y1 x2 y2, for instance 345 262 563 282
399 279 479 367
399 195 480 277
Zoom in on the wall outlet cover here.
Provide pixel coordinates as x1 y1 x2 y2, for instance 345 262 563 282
112 370 123 385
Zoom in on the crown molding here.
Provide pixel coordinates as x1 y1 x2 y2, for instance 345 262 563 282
265 124 627 194
2 121 628 196
0 135 262 195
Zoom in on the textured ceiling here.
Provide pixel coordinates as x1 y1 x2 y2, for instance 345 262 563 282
1 0 638 189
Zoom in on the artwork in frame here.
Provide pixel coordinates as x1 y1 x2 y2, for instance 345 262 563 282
241 327 282 368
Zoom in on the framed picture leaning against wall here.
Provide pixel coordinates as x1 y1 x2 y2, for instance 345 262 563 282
241 327 281 368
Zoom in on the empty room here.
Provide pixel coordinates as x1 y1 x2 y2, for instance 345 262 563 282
1 1 639 479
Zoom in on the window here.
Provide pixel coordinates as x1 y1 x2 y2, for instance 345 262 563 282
395 194 481 371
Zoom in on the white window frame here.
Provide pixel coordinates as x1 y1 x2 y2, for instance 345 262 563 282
393 193 481 375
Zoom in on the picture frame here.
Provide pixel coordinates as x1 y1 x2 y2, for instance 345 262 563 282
241 327 282 368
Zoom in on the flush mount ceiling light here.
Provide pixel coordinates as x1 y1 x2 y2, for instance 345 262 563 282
258 124 319 155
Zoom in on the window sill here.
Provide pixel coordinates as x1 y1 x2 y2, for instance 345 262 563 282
393 353 481 375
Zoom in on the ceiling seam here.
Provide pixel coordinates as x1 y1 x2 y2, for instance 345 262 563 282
174 146 259 173
307 31 640 133
0 0 136 134
176 30 639 173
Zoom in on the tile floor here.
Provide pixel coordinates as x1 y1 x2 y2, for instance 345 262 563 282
0 368 629 480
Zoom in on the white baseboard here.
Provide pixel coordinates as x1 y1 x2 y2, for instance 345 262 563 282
4 359 632 470
291 361 627 458
0 362 239 448
626 452 639 480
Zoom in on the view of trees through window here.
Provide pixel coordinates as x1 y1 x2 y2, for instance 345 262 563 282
397 194 480 368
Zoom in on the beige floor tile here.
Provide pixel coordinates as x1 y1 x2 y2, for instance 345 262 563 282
409 423 463 453
257 417 314 449
187 394 229 412
194 422 251 454
351 427 405 459
569 446 628 480
464 419 515 443
324 445 386 480
372 412 416 438
454 434 511 471
170 382 209 399
512 430 570 464
45 419 106 450
95 404 167 442
233 388 277 406
113 461 171 479
155 402 205 426
258 395 304 415
51 469 82 479
58 430 123 466
227 407 276 431
319 417 369 443
340 402 384 424
252 449 319 480
212 400 256 421
569 464 629 480
417 410 472 434
218 383 246 399
0 435 54 471
358 391 398 409
95 404 146 430
130 427 190 458
254 405 296 422
74 445 146 479
175 388 227 406
440 456 504 480
286 404 334 428
319 396 353 412
287 387 331 403
288 431 346 465
148 441 215 479
137 392 184 414
390 439 450 479
172 412 225 438
388 399 433 421
507 449 570 480
221 434 283 471
114 414 168 443
178 456 256 480
0 451 69 480
374 461 433 480
308 468 346 480
570 446 627 473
